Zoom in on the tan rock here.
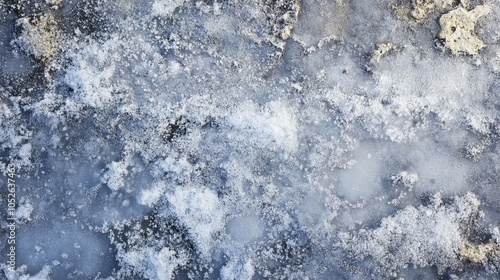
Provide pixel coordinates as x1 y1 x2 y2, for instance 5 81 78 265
371 43 397 63
411 0 457 20
16 14 63 62
460 241 499 263
280 1 301 40
438 5 491 55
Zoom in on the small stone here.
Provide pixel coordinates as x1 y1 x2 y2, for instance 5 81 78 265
438 5 491 55
371 43 397 63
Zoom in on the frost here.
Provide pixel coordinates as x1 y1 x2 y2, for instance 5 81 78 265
165 187 225 258
341 193 484 276
102 158 130 191
3 265 52 280
138 181 166 207
63 38 120 108
3 0 500 278
391 171 419 190
274 0 301 40
439 5 492 55
240 0 301 51
18 265 51 280
45 0 62 10
228 101 298 153
17 143 32 167
119 247 188 280
220 259 255 280
15 198 34 222
151 0 187 17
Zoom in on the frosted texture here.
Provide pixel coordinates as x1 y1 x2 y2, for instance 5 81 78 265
1 0 500 279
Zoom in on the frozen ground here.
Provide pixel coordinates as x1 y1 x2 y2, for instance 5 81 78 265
1 0 500 279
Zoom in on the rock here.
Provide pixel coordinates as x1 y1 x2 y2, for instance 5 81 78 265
15 14 63 63
438 5 491 55
266 0 301 48
460 241 499 263
371 43 397 63
411 0 458 20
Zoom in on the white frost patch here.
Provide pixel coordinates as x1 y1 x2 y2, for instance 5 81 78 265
64 60 115 108
63 37 120 108
166 186 225 258
18 143 32 167
391 171 419 190
152 0 186 17
220 259 255 280
120 247 188 280
102 158 130 191
2 265 51 280
228 101 298 153
138 181 166 207
341 192 482 275
467 113 496 135
15 198 34 222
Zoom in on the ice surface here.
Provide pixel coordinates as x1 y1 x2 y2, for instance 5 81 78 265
16 223 116 279
228 100 298 153
336 144 383 202
1 0 500 279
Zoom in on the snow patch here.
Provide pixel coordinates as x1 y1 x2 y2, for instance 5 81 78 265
152 0 186 17
138 181 166 207
341 192 482 275
220 259 255 280
120 247 188 280
228 101 298 153
166 186 225 258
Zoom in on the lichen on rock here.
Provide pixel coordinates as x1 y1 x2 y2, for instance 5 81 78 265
438 5 492 55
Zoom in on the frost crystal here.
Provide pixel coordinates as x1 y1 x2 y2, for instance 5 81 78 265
341 193 487 276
